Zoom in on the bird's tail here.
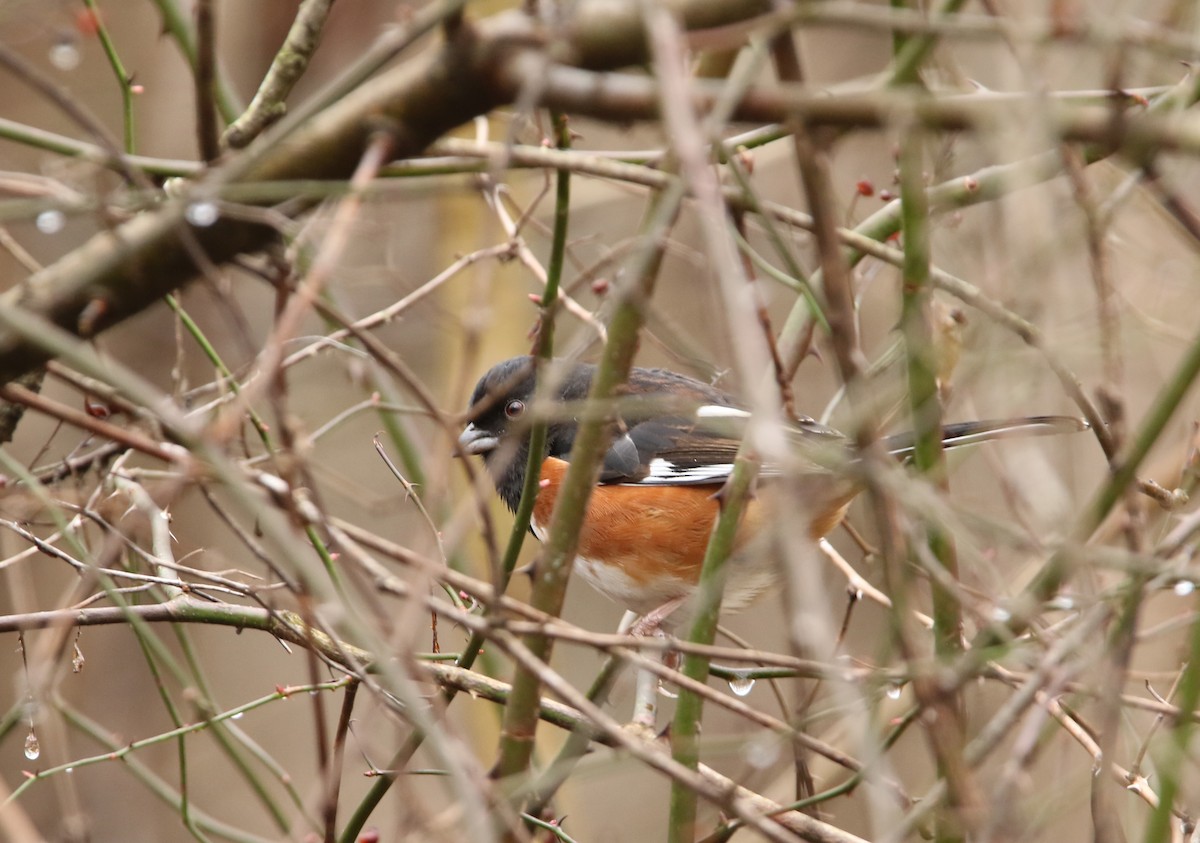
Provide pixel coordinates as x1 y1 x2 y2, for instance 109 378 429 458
882 415 1089 460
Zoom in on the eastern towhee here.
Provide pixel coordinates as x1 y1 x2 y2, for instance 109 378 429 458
459 355 1086 622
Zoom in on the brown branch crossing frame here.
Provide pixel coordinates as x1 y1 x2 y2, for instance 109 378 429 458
0 0 1185 383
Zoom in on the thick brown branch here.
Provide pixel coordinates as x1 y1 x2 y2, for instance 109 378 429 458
0 0 1177 386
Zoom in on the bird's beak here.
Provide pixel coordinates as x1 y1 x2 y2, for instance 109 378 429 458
457 423 498 455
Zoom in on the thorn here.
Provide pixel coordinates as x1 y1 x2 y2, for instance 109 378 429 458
75 8 101 36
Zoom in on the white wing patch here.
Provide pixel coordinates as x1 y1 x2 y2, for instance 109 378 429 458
625 457 735 486
695 405 750 420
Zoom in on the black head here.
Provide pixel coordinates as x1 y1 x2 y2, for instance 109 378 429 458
458 356 593 510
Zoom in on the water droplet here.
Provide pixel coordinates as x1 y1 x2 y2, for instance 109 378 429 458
65 767 73 774
1175 580 1195 597
36 210 65 234
727 673 755 697
886 683 904 700
231 712 244 720
24 732 40 760
1047 595 1075 611
185 202 219 227
49 41 81 71
991 606 1011 622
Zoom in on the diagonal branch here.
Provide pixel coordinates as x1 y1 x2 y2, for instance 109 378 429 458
2 0 1185 386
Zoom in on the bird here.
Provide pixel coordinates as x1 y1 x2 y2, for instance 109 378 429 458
458 355 1087 625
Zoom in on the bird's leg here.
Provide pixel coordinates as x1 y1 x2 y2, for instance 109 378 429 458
630 655 660 731
628 595 687 638
624 597 687 732
613 610 658 733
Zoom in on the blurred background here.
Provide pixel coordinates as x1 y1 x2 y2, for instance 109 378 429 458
2 1 1200 841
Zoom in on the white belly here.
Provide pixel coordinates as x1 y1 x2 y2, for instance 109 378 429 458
531 518 777 617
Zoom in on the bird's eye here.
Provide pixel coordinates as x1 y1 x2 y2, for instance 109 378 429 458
504 399 526 419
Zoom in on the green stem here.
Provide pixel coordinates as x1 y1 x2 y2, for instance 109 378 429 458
1143 591 1200 843
0 116 197 176
457 113 571 677
57 702 274 843
492 175 685 792
989 317 1200 649
83 0 136 152
174 626 302 833
717 151 827 331
164 294 272 449
341 114 575 842
668 456 758 843
306 523 347 597
149 0 243 123
12 680 347 800
899 127 966 843
499 110 571 593
781 62 1200 378
524 650 628 815
128 610 203 840
889 0 969 87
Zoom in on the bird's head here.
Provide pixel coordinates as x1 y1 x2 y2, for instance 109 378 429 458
458 356 592 510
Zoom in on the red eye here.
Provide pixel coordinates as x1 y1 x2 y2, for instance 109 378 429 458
504 399 525 419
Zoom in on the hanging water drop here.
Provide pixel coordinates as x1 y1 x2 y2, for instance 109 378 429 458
49 40 81 71
23 731 40 760
727 673 755 697
185 202 219 227
886 683 904 701
36 210 65 234
231 711 244 720
1175 580 1195 597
